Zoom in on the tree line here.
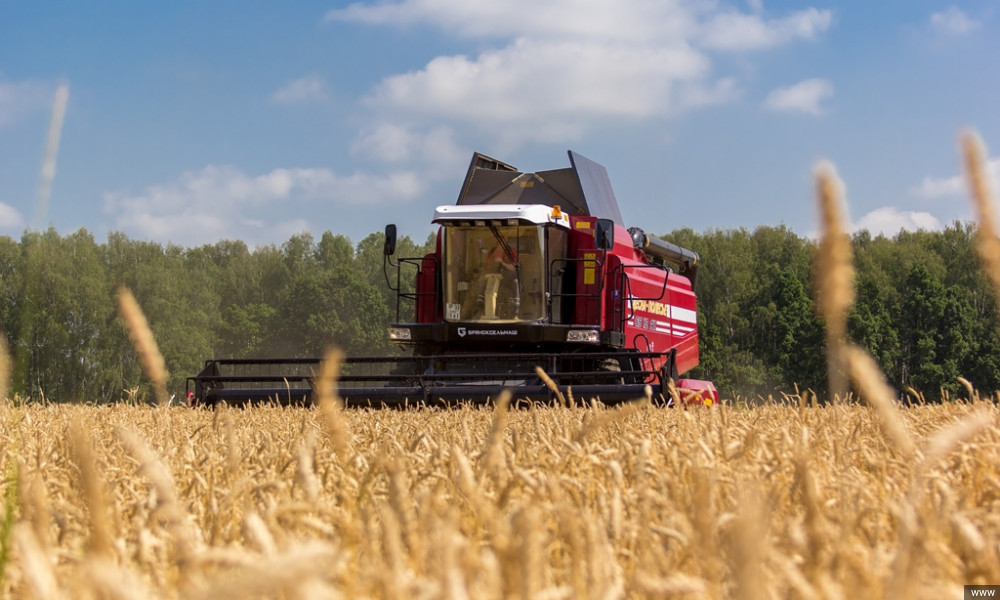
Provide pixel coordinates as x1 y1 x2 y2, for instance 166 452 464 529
1 222 997 402
0 228 433 403
672 222 1000 400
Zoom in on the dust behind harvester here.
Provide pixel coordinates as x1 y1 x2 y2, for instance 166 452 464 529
188 151 717 407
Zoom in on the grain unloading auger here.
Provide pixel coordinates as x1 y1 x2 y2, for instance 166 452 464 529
188 151 718 407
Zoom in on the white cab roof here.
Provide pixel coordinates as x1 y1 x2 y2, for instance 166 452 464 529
433 204 571 228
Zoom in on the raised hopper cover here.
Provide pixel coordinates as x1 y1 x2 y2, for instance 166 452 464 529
456 150 625 226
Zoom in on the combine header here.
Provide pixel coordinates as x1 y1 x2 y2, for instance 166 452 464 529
188 151 717 407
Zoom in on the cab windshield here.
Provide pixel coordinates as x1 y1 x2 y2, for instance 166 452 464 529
442 223 546 323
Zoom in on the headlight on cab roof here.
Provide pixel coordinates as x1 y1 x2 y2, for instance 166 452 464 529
389 327 412 341
566 329 600 343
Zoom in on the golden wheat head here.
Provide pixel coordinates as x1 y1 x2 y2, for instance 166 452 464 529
961 131 1000 303
116 287 168 405
316 347 353 458
814 161 856 401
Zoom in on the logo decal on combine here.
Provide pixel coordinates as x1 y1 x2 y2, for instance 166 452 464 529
460 329 518 336
627 296 697 336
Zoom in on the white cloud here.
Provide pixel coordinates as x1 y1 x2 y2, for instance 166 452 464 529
930 7 979 35
369 39 711 144
418 127 467 171
913 158 1000 198
352 123 417 162
763 78 833 115
0 202 24 229
852 207 941 236
103 165 425 246
330 0 833 145
912 173 963 199
270 76 329 104
677 77 742 111
699 8 832 51
328 0 698 43
335 170 425 204
352 124 468 172
0 78 52 128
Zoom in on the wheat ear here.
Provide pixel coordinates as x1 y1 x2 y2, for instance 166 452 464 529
535 366 566 406
315 348 353 460
814 162 855 401
962 131 1000 302
116 287 168 405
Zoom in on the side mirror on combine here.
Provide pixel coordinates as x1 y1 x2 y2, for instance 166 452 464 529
384 224 397 256
594 218 614 251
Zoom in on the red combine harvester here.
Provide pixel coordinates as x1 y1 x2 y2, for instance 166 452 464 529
188 151 717 407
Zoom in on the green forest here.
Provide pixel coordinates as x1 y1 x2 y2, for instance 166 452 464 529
1 222 997 403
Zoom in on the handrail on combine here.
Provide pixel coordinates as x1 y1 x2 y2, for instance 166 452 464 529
386 254 440 323
548 256 604 325
611 263 671 334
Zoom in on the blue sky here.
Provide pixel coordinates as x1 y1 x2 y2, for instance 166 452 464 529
2 1 998 248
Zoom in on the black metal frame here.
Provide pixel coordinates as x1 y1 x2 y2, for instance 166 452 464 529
609 262 671 333
385 253 440 323
186 349 674 407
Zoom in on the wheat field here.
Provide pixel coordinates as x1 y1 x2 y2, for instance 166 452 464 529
0 399 998 599
1 132 998 599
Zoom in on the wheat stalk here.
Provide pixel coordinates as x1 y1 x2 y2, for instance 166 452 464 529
315 347 353 460
81 557 154 600
535 366 566 406
295 434 319 503
189 542 341 600
13 525 63 600
814 162 856 402
116 287 168 405
962 131 1000 303
69 421 115 558
845 343 915 458
0 335 10 402
18 469 54 552
3 355 999 598
890 409 994 598
118 426 199 572
242 512 277 556
482 389 511 476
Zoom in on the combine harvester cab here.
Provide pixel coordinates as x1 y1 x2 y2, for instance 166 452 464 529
189 151 717 407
